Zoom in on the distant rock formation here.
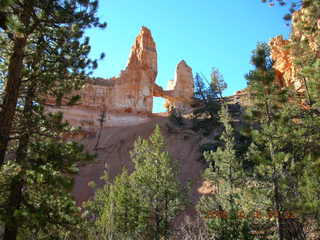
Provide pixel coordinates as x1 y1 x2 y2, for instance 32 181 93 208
46 27 195 129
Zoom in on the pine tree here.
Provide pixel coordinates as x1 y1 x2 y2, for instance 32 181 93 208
258 4 320 236
84 125 186 240
192 69 226 136
197 105 253 240
0 0 106 166
284 109 320 236
130 125 185 240
95 170 142 239
243 43 320 239
245 43 291 240
296 155 320 232
0 1 106 239
210 67 227 100
193 68 227 115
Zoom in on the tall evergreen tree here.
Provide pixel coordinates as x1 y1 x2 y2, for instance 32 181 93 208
130 125 185 240
258 6 320 236
245 43 292 240
197 105 253 240
0 0 106 166
0 1 106 239
244 42 320 239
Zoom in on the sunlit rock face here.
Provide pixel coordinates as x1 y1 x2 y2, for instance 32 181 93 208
46 27 195 129
269 35 301 90
165 60 194 113
110 26 158 113
127 26 157 81
153 60 194 113
270 9 320 92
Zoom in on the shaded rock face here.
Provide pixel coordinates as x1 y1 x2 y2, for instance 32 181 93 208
46 27 194 129
270 9 320 92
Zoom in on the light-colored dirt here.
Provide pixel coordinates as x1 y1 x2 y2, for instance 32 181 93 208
72 115 207 222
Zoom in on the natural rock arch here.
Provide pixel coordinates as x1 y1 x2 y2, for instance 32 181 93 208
46 27 195 129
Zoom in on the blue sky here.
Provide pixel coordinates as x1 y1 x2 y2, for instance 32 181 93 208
86 0 290 113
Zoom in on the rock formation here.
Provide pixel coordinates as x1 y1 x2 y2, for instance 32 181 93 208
166 60 194 112
154 60 194 113
46 27 195 129
269 35 300 89
270 9 320 92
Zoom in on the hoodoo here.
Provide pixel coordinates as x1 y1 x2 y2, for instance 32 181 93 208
46 27 195 129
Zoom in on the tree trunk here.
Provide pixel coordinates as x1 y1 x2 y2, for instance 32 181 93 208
0 36 27 166
94 106 106 151
3 179 23 240
274 177 285 240
3 89 33 240
302 76 313 107
283 218 306 240
155 207 161 240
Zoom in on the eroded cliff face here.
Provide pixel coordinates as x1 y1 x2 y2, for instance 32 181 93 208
46 27 195 129
269 36 300 89
270 8 320 92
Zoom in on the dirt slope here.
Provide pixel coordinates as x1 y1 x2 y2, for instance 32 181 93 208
72 115 207 222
